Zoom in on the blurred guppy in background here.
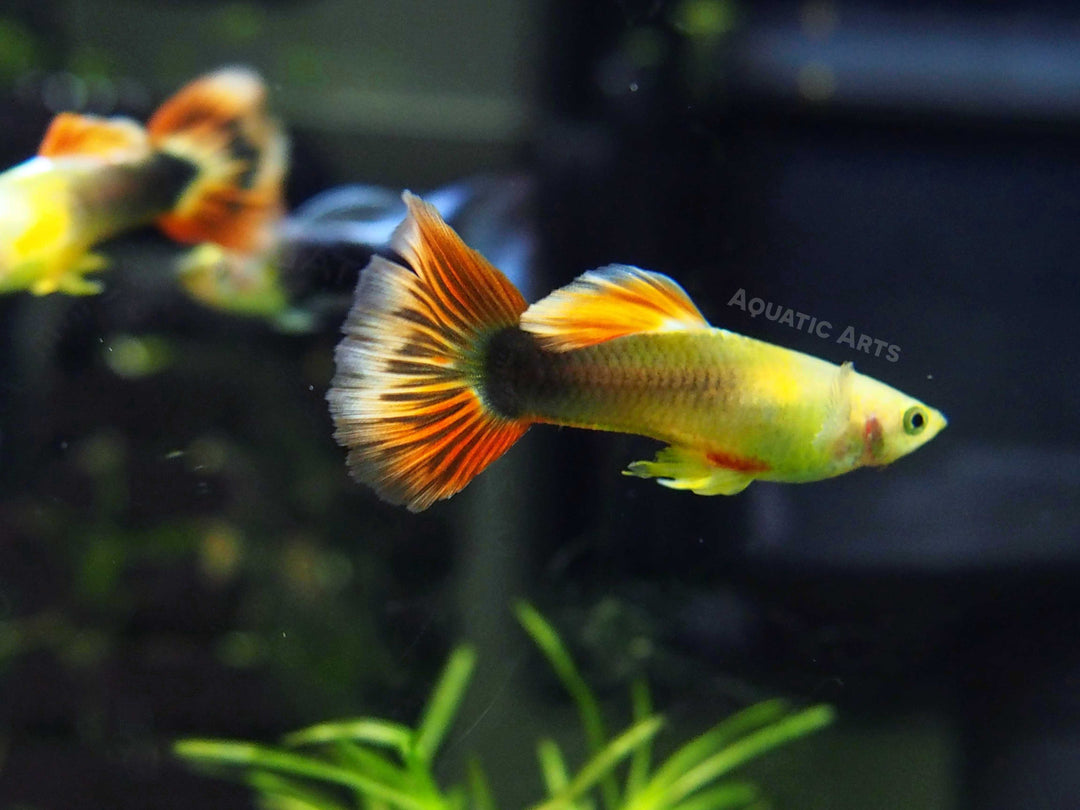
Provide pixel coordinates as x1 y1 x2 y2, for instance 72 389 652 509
0 68 285 296
0 63 537 332
177 173 537 331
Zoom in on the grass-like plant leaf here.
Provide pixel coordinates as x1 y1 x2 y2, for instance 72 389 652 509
174 740 435 810
467 757 497 810
537 739 572 798
284 718 414 755
665 783 759 810
625 679 653 801
412 645 476 766
515 601 618 810
647 705 834 809
531 716 664 810
247 769 352 810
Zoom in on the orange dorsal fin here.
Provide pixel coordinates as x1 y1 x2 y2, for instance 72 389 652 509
327 192 530 512
520 265 710 351
38 113 151 162
147 68 286 253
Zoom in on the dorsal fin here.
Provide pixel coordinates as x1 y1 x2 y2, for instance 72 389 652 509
38 113 151 162
519 265 709 351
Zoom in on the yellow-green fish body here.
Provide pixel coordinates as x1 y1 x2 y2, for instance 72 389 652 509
495 326 941 495
0 149 191 295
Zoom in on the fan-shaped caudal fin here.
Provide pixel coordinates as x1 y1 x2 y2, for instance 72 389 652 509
519 264 710 351
327 192 530 512
148 68 287 253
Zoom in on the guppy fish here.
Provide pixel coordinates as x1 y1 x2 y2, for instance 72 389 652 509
328 193 947 512
0 68 285 296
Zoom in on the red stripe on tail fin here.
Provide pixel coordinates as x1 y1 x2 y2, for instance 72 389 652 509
327 192 529 512
147 68 286 253
520 265 709 351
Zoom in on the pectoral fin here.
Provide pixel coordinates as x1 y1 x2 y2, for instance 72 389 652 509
623 445 755 496
813 361 854 453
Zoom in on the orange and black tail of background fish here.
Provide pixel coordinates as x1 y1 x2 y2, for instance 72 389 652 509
327 193 529 512
147 68 286 253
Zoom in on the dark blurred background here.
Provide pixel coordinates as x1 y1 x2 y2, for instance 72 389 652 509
1 1 1079 808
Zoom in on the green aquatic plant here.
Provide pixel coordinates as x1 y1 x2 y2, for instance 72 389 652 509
175 602 833 810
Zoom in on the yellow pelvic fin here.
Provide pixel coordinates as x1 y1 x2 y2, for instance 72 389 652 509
623 445 754 496
38 112 151 163
30 252 108 296
520 264 709 351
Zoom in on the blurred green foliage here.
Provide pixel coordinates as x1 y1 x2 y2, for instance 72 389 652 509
0 317 408 738
0 17 38 81
176 602 832 810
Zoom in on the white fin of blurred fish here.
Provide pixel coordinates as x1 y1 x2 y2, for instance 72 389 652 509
284 173 537 296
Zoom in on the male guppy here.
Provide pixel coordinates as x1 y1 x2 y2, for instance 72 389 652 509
328 193 947 512
0 68 285 296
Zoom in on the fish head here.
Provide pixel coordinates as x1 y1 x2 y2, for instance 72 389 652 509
849 374 947 467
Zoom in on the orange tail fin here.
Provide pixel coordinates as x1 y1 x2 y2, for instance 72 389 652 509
327 192 529 512
147 68 286 253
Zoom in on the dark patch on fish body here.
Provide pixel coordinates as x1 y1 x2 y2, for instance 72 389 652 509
140 152 200 210
221 119 260 189
480 326 546 418
72 151 199 233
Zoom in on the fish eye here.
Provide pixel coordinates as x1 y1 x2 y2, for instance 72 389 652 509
903 406 927 435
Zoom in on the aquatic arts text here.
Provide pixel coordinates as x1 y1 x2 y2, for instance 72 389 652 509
726 288 901 363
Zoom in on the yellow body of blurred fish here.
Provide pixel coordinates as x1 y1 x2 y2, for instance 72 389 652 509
0 68 286 296
177 241 289 317
328 193 947 512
